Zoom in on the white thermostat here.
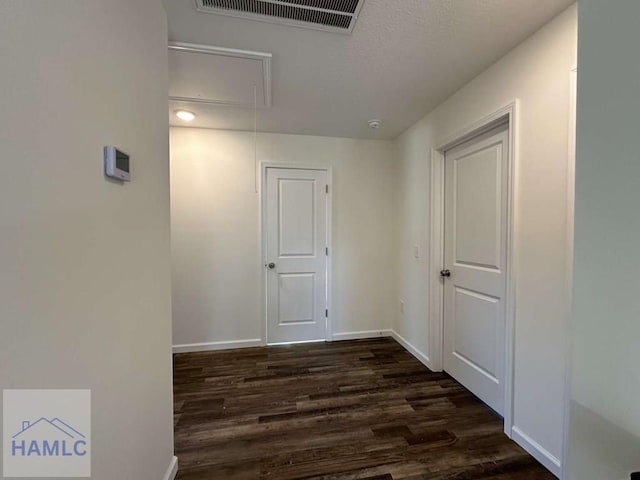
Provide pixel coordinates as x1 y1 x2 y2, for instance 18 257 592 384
103 146 131 181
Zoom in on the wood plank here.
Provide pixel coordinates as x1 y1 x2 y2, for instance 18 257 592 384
174 338 555 479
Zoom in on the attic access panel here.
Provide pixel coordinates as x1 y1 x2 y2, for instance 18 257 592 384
168 43 272 108
195 0 366 34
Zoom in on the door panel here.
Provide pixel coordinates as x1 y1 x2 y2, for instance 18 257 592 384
279 179 315 256
454 145 502 271
453 287 499 381
443 124 509 415
266 168 328 344
278 273 315 324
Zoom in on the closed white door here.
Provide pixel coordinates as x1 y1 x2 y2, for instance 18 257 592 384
443 124 509 415
265 167 328 344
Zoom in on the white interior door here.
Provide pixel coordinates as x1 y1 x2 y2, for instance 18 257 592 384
265 167 328 344
443 124 509 415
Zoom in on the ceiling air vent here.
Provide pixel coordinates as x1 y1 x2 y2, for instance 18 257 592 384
195 0 366 34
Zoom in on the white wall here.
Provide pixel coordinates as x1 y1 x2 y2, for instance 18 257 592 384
0 1 175 479
393 5 577 475
568 1 640 478
170 128 395 348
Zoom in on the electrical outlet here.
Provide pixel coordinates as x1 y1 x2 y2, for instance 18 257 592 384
400 300 405 314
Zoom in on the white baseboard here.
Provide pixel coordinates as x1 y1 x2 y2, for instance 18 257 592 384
511 426 561 478
389 329 435 371
331 330 393 341
268 339 326 346
162 456 178 480
172 331 432 376
173 338 264 353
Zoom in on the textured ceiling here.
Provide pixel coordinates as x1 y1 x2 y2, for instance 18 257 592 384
164 0 574 139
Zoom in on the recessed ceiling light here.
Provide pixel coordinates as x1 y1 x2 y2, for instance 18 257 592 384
368 119 382 129
175 110 196 122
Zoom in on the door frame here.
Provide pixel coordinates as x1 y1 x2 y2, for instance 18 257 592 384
260 163 333 345
560 66 577 480
428 101 519 437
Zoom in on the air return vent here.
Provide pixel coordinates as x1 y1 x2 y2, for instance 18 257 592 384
195 0 366 34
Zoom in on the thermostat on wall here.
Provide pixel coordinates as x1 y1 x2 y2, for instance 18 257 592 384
103 146 131 181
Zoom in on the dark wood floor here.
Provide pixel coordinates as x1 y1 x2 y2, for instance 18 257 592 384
173 338 555 479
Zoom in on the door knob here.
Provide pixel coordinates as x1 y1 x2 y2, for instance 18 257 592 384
440 269 451 278
268 262 276 269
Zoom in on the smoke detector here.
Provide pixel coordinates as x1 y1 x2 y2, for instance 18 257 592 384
368 119 382 129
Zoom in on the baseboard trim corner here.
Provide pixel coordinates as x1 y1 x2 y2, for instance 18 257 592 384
173 338 264 353
511 426 561 478
389 330 435 371
331 330 393 341
162 455 178 480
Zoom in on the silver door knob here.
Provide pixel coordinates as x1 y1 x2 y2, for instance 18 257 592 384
268 262 276 269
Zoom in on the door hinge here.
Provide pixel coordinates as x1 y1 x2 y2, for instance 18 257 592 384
325 184 329 194
325 309 328 317
326 247 329 256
